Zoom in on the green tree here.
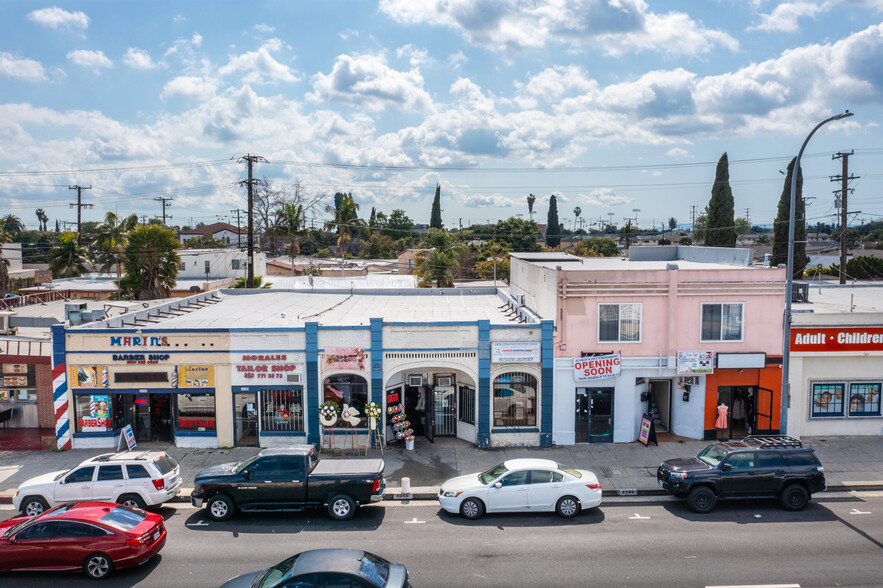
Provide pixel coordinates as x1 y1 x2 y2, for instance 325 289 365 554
93 212 138 274
181 236 228 249
527 193 536 221
2 214 24 235
706 152 736 247
430 184 443 229
275 202 305 261
121 225 181 300
231 275 272 288
545 195 561 248
35 209 48 231
572 237 620 257
668 217 677 232
325 193 361 256
384 209 414 238
49 232 89 278
474 245 511 281
692 214 708 245
771 157 809 278
415 228 460 287
493 217 541 252
734 217 750 236
361 231 397 258
0 226 10 296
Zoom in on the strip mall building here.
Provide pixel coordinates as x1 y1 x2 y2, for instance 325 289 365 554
55 289 552 450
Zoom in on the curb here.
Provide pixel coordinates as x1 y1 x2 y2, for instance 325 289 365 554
4 482 880 507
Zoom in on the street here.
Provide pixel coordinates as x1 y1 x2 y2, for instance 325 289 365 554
1 493 882 588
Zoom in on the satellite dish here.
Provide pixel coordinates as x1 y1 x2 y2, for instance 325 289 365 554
189 286 201 293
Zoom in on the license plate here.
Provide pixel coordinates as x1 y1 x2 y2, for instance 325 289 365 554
152 530 160 541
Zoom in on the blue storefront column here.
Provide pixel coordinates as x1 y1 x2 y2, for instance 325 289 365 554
370 318 383 407
540 320 554 447
305 322 320 447
477 320 491 448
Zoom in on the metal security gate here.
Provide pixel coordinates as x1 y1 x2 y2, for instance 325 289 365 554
433 387 457 437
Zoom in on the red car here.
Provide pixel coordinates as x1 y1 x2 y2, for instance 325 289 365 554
0 501 166 580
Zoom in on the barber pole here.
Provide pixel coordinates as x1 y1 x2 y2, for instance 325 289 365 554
51 325 71 450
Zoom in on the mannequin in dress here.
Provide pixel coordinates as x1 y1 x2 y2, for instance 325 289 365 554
715 403 729 439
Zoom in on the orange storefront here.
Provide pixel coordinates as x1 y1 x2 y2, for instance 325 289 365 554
702 357 783 440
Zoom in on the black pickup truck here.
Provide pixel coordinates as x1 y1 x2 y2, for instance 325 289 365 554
190 445 385 521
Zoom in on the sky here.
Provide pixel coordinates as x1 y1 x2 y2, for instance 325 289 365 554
0 1 881 234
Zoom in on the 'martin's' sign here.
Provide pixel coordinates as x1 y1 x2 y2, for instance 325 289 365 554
791 327 883 352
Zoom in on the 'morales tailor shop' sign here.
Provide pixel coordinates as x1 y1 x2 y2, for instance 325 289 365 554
231 353 303 386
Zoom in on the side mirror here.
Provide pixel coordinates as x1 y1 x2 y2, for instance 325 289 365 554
241 469 251 479
720 463 734 472
494 482 502 489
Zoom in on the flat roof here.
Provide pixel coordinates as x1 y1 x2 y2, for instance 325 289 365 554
515 256 768 272
73 288 532 330
793 281 883 316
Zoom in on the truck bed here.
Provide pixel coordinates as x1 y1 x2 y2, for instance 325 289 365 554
310 458 384 477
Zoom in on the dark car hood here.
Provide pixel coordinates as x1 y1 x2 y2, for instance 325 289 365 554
218 569 263 588
662 457 712 472
195 462 239 481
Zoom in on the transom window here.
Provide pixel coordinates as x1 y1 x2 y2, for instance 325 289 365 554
701 303 743 341
598 303 641 342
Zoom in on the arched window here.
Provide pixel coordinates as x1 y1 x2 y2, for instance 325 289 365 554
323 374 368 428
493 372 537 427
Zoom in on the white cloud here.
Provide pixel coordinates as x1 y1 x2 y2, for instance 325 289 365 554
396 44 434 67
308 53 433 112
516 65 598 104
581 188 633 207
448 51 468 69
218 39 298 84
123 48 159 70
254 24 275 33
27 7 89 31
749 1 832 33
665 147 693 158
161 76 218 100
379 0 737 56
0 52 47 81
66 50 112 73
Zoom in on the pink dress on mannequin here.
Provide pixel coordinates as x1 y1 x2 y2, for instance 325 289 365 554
715 404 728 429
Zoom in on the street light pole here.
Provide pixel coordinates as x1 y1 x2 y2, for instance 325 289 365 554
488 257 503 289
780 110 853 436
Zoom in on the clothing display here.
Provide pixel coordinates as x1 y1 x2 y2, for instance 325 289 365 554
732 396 746 421
715 404 729 429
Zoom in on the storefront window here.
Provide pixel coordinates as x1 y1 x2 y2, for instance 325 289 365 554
174 394 217 433
458 386 475 424
260 389 304 433
811 383 845 417
493 372 537 427
323 375 368 428
849 383 881 417
74 394 113 433
1 363 37 403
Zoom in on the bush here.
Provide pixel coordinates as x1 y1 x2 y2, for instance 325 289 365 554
678 237 692 245
846 256 883 279
316 248 333 258
804 266 837 277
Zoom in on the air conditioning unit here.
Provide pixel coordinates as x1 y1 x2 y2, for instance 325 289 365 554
436 375 453 387
286 373 302 384
681 376 699 386
407 374 424 387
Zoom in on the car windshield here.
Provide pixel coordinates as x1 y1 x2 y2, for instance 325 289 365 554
54 470 70 482
479 463 509 484
153 455 178 475
234 455 261 474
358 552 390 585
698 444 730 467
557 464 582 478
256 554 301 588
99 505 147 531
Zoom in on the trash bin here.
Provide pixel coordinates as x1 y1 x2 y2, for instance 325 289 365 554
405 438 415 451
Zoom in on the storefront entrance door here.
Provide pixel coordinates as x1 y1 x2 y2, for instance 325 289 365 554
432 387 456 437
588 388 614 443
133 394 152 442
575 391 589 443
234 392 258 446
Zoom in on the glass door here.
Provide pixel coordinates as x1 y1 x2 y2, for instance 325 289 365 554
575 390 589 443
133 394 152 442
433 387 456 437
588 388 614 443
234 392 258 446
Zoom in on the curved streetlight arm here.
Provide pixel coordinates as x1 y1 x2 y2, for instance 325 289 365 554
780 110 853 435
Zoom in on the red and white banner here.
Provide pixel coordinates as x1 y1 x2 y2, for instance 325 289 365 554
791 327 883 352
573 354 621 381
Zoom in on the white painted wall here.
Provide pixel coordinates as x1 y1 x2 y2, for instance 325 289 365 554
178 249 267 279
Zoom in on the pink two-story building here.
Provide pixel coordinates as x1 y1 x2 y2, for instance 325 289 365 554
510 247 787 444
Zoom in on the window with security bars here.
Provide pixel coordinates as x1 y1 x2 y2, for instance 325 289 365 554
259 389 304 432
811 383 844 417
458 385 475 424
598 303 641 342
701 303 743 341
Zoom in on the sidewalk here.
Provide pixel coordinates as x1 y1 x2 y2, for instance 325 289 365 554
2 435 882 505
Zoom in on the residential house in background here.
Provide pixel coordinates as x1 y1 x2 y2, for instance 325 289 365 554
179 222 248 247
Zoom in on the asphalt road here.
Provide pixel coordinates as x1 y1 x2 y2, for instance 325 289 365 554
1 493 882 588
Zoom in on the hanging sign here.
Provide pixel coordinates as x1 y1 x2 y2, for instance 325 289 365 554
573 354 621 381
677 351 714 375
491 342 541 363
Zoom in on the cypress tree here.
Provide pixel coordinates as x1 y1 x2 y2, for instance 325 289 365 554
706 152 736 247
430 184 443 229
771 157 809 279
545 195 561 248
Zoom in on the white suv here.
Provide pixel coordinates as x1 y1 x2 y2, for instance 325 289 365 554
13 451 183 516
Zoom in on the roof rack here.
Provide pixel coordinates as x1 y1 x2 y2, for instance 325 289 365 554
741 435 803 448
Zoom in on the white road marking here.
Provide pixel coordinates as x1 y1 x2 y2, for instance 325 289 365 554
754 514 762 518
850 508 872 515
706 585 800 588
186 519 210 526
403 517 425 524
629 513 650 520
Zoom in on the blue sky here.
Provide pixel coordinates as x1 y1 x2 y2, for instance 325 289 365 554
0 1 880 233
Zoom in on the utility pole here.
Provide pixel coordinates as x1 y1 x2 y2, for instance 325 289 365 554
831 151 859 285
744 208 750 226
140 215 149 224
690 205 699 241
236 154 267 288
231 209 244 248
154 196 174 227
68 185 92 243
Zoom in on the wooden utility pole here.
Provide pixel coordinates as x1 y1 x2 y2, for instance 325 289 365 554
831 151 859 284
236 154 267 288
68 185 92 243
231 209 244 247
154 197 174 227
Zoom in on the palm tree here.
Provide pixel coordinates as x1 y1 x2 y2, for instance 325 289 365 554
275 202 304 274
414 228 461 287
2 214 24 235
49 232 89 278
325 194 361 257
573 207 582 232
527 194 536 221
35 209 47 231
0 226 11 296
93 212 138 274
121 225 181 300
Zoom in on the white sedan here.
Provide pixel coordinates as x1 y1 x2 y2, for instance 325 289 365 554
438 458 602 519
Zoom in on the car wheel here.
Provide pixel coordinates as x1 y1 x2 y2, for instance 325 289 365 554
83 552 115 580
328 494 357 521
117 494 147 510
556 496 581 518
459 497 484 520
687 486 717 513
780 484 809 511
206 494 235 522
21 496 49 517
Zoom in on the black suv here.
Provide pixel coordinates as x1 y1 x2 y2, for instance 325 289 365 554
657 436 826 513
